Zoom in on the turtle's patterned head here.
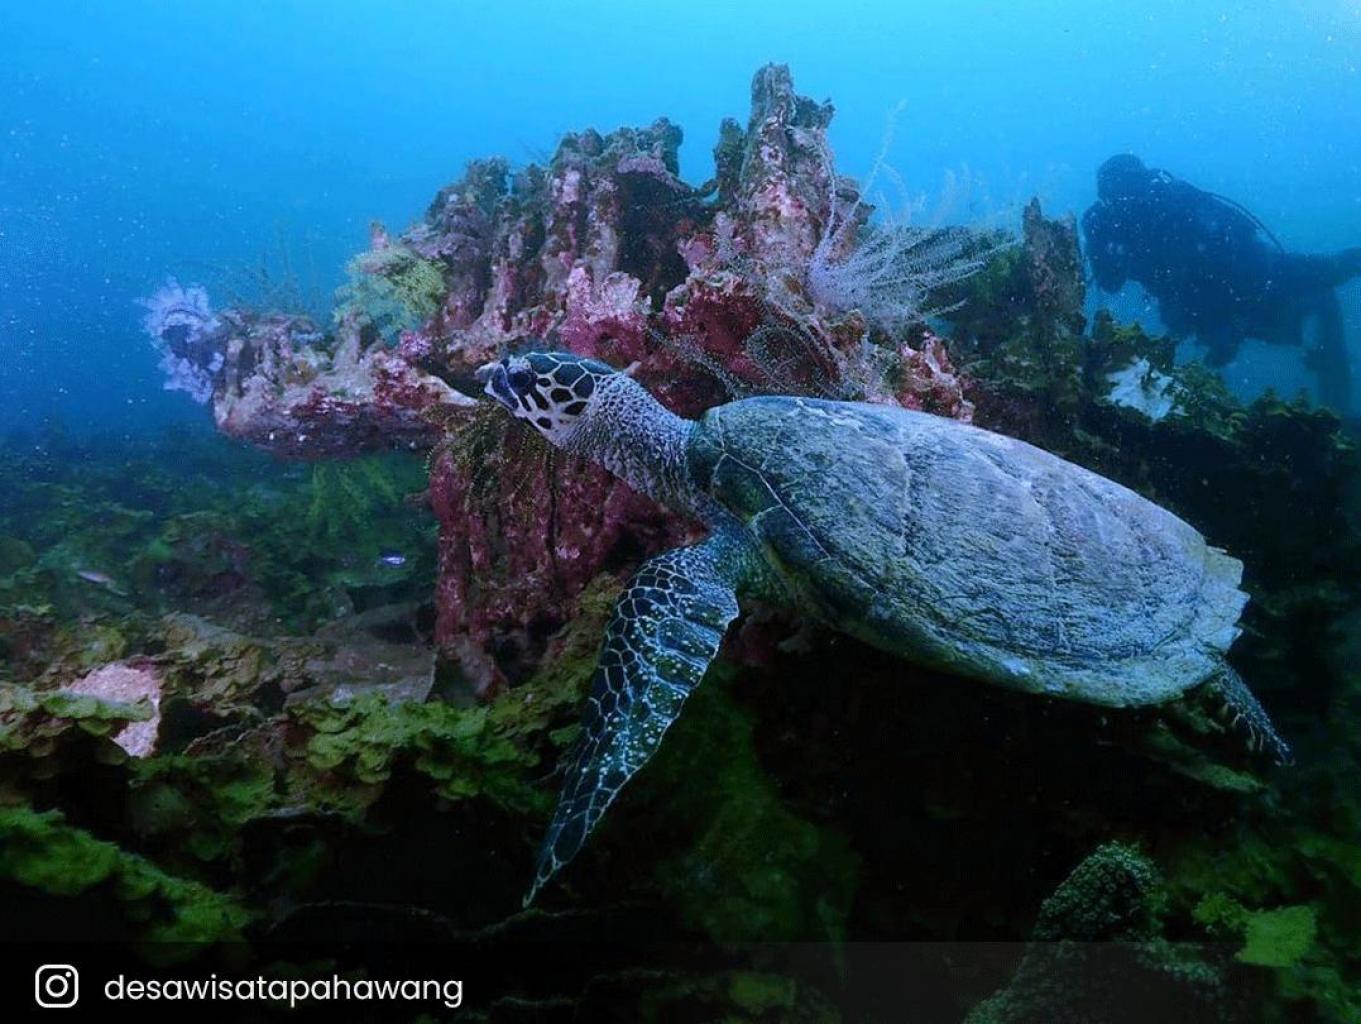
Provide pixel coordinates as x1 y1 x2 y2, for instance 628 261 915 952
475 350 619 447
476 347 699 516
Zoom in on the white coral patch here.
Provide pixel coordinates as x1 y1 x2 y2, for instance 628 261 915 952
62 662 162 758
1106 358 1179 422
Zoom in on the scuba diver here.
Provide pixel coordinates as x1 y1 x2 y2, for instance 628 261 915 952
1082 154 1361 412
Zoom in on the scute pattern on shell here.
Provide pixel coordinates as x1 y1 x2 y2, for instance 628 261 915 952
690 396 1248 708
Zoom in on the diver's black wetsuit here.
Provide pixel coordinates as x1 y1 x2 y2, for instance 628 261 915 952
1082 155 1361 411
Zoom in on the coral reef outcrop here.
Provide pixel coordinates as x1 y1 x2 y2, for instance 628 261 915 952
145 64 974 694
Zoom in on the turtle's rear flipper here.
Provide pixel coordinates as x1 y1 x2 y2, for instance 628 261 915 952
524 533 746 905
1207 666 1293 766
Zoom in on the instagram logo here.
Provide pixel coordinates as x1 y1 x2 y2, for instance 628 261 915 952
34 965 80 1009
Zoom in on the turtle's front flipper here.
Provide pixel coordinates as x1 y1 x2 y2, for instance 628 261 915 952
526 531 750 904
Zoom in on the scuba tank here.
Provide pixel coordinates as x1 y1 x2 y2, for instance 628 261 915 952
1146 166 1287 253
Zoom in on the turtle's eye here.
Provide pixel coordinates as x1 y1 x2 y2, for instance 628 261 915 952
508 366 534 392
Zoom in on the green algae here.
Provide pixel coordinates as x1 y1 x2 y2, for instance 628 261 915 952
1194 896 1317 969
234 452 436 629
334 242 447 344
0 806 249 955
0 435 435 644
647 670 859 945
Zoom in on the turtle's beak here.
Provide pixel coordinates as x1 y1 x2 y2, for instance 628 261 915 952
476 359 518 413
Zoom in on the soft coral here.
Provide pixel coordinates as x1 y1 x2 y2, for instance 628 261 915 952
806 117 997 334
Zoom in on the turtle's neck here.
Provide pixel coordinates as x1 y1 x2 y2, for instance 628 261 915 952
565 374 707 520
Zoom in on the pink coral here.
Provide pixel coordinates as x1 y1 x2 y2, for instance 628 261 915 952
555 268 651 357
207 310 474 458
63 661 162 758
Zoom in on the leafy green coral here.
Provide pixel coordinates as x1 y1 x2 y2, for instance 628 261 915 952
1164 792 1361 1023
287 693 544 818
0 682 149 797
0 571 623 954
129 753 277 868
280 574 618 820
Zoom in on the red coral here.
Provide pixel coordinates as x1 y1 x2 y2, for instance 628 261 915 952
428 441 693 697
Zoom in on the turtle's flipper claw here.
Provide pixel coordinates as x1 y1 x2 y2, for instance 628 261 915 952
1209 666 1292 767
524 533 745 904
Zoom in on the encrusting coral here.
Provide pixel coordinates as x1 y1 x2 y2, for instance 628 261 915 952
966 843 1227 1024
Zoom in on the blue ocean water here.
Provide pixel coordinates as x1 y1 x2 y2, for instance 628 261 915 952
2 0 1358 432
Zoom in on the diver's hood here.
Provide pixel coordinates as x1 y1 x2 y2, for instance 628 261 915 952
1097 154 1153 201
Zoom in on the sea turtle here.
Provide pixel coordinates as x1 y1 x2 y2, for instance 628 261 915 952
476 350 1290 903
